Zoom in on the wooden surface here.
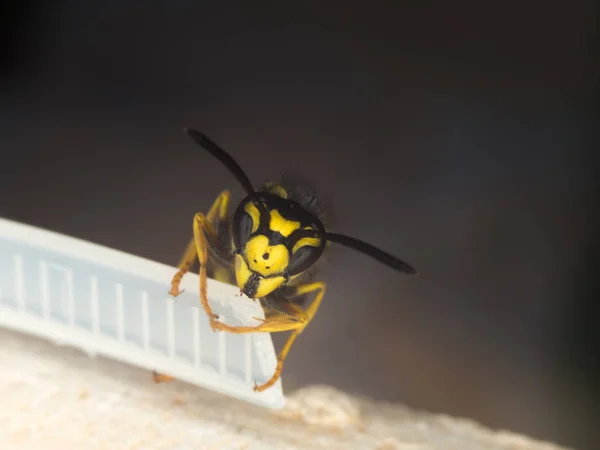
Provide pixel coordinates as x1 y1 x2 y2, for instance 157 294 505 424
0 328 574 450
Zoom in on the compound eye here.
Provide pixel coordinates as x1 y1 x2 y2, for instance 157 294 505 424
232 203 254 249
287 246 322 276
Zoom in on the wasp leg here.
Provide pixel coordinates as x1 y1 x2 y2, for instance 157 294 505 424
155 191 231 386
191 212 220 320
168 238 196 297
211 282 326 392
169 190 230 297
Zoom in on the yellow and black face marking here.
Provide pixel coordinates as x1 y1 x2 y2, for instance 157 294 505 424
154 128 417 392
232 192 326 299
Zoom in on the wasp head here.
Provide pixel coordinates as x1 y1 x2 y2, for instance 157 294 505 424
231 193 326 299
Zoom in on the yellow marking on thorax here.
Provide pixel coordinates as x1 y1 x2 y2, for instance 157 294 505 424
269 210 301 237
263 182 289 199
244 235 289 276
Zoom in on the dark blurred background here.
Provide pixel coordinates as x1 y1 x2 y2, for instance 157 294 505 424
0 1 597 449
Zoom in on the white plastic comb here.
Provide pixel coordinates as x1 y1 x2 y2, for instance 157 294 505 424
0 216 285 408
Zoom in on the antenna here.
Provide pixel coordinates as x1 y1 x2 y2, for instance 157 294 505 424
184 128 269 220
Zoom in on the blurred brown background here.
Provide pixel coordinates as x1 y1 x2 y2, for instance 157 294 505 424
0 1 597 449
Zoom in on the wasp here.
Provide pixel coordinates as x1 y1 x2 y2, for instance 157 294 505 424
155 128 417 393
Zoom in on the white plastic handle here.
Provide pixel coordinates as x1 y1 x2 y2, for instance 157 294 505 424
0 217 284 408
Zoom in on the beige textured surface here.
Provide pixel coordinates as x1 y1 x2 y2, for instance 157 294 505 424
0 328 573 450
